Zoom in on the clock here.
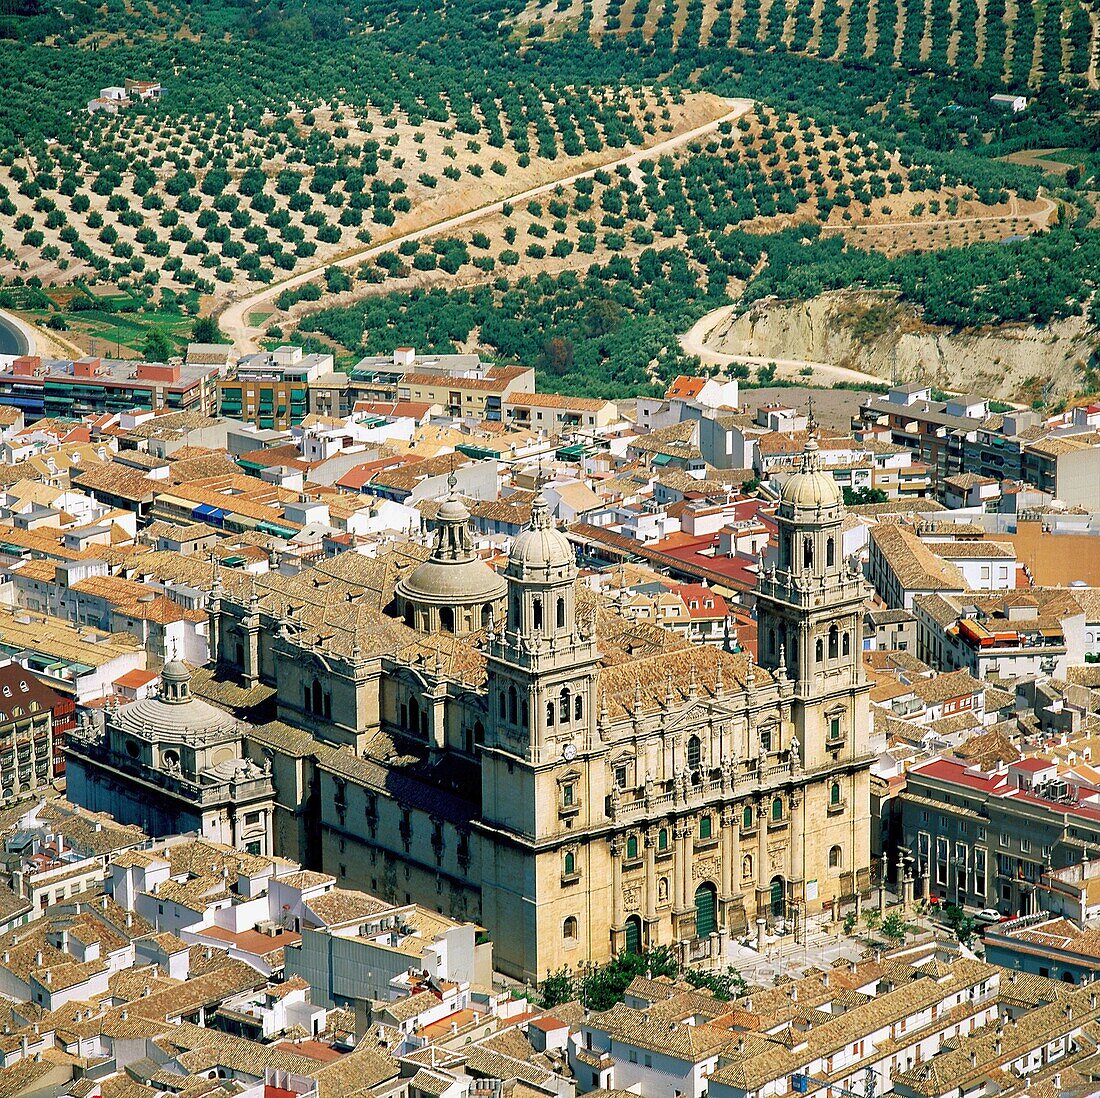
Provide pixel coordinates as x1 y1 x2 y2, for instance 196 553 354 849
562 743 577 762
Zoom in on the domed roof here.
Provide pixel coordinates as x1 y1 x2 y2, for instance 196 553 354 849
508 492 574 574
396 473 506 607
399 556 506 603
110 686 237 739
780 436 842 510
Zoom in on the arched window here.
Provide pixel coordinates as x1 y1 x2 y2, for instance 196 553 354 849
559 687 571 723
769 628 777 657
829 845 842 869
312 679 322 714
771 796 783 821
563 916 578 941
658 827 669 852
546 701 555 727
803 536 813 569
742 854 753 880
658 877 669 902
499 691 506 719
409 696 420 736
828 624 839 660
626 835 639 860
830 781 841 806
404 605 415 627
508 685 517 724
574 693 583 721
440 606 455 633
473 720 484 745
521 700 529 725
742 805 753 829
699 816 712 840
842 631 850 656
827 537 835 568
687 735 702 771
557 597 566 628
816 637 824 663
533 596 543 630
564 851 576 876
303 684 311 713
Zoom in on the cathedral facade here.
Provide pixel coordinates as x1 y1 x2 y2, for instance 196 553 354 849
71 450 873 982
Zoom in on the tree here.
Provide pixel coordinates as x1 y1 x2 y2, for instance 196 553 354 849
684 966 747 1001
537 336 575 376
943 903 976 946
881 911 910 942
843 487 889 506
192 315 223 344
541 947 680 1011
541 966 575 1007
142 328 173 363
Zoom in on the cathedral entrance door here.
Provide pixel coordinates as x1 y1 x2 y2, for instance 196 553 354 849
694 883 717 938
624 915 642 954
770 875 786 917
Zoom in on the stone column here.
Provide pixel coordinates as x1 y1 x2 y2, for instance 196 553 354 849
673 822 690 915
673 821 688 912
610 836 624 952
720 807 735 902
611 836 624 925
644 829 658 934
756 796 770 919
789 788 805 892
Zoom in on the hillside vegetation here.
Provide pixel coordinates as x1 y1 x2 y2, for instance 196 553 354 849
0 0 1097 398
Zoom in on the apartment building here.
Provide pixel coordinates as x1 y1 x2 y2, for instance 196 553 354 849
914 589 1086 681
901 754 1100 916
0 356 220 422
218 347 333 429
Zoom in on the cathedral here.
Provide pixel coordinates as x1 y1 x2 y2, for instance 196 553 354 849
68 439 872 982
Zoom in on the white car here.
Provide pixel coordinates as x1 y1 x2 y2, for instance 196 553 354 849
973 908 1003 924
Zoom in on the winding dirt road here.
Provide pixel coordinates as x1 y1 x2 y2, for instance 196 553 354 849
218 98 756 355
678 303 888 387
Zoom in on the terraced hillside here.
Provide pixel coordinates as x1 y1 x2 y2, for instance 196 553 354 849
521 0 1098 88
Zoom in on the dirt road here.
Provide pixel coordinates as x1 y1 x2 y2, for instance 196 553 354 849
678 303 888 388
219 98 756 355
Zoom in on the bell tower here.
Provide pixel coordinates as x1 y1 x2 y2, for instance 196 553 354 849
755 429 870 772
485 490 598 764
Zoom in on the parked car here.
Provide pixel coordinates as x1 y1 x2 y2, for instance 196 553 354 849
974 908 1003 925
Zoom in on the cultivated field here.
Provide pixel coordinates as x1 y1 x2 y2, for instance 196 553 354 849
518 0 1098 87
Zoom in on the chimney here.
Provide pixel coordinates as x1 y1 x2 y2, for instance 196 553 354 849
43 971 51 985
969 1051 976 1067
34 951 42 967
822 973 829 988
101 897 109 910
994 1038 1001 1055
121 1009 128 1021
125 913 132 928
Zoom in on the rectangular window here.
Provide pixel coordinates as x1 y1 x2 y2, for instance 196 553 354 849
1000 832 1010 848
563 784 575 807
935 836 948 886
974 848 987 897
1021 838 1031 853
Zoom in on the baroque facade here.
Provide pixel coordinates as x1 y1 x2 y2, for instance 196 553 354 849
69 444 873 982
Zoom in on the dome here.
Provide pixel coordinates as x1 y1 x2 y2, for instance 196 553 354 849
393 471 506 618
508 492 574 574
399 556 506 604
780 437 842 510
111 690 237 740
161 660 190 684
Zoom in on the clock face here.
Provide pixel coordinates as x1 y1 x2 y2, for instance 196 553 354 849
563 743 577 761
